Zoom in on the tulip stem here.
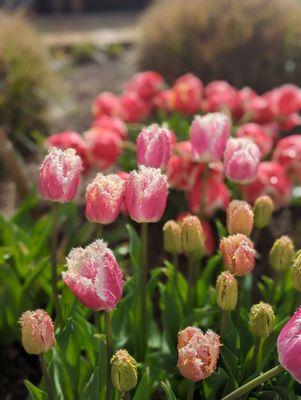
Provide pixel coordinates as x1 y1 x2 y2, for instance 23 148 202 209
51 203 62 326
138 222 148 361
104 311 114 400
220 310 229 337
186 256 196 312
173 253 179 296
221 364 283 400
38 354 54 400
187 380 195 400
121 392 131 400
200 164 209 218
253 338 262 372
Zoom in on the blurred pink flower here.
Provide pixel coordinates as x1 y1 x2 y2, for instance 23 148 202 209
125 71 164 101
273 135 301 183
236 123 273 158
92 92 124 119
92 115 128 139
120 91 152 122
170 73 203 115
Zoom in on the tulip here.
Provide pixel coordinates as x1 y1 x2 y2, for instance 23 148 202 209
190 112 231 162
111 349 138 393
273 135 301 183
84 127 122 170
125 166 168 223
39 148 82 203
226 200 254 236
253 195 274 229
181 215 205 259
177 326 221 381
92 115 127 139
125 71 164 100
269 84 301 116
46 130 89 173
170 73 203 115
244 161 292 208
249 302 275 337
63 239 123 311
120 91 152 122
19 309 55 355
269 236 294 272
92 92 124 119
163 220 182 255
136 124 172 169
223 138 260 184
277 307 301 383
220 234 255 276
292 251 301 292
236 123 273 158
85 173 125 224
216 272 238 311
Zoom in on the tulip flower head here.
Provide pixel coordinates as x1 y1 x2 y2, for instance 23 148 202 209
163 220 182 254
223 138 260 184
125 166 168 223
63 240 123 311
269 236 294 272
177 326 221 381
190 112 231 162
277 307 301 383
19 309 55 355
39 147 82 202
220 234 256 276
111 349 138 393
85 173 125 224
253 195 274 229
136 124 172 169
226 200 254 236
216 272 238 311
249 302 275 337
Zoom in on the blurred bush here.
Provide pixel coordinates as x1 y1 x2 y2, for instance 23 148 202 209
138 0 301 92
0 11 53 147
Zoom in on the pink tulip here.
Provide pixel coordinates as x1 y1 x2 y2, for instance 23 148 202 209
190 113 231 162
243 95 273 124
125 71 164 101
277 307 301 383
269 84 301 116
125 166 168 223
40 148 82 202
63 239 123 311
223 138 260 184
177 326 221 381
85 173 125 224
84 127 122 170
170 74 203 115
120 91 152 123
273 135 301 183
136 124 172 169
19 310 55 355
92 115 128 139
153 89 173 113
92 92 124 119
236 123 273 158
245 161 292 208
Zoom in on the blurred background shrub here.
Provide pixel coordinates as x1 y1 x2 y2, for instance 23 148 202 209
0 11 53 148
138 0 301 92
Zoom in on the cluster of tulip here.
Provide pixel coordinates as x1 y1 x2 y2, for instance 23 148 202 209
19 71 301 399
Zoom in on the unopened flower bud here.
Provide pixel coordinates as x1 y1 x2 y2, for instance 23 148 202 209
249 302 275 337
292 251 301 291
227 200 254 236
269 236 294 272
181 216 205 258
216 272 238 311
253 195 274 229
19 310 55 355
163 220 182 254
111 349 138 393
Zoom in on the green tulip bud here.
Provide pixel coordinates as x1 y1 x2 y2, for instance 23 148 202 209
269 236 294 272
249 302 275 337
111 349 138 393
181 215 205 258
292 250 301 292
163 220 182 254
216 272 238 311
253 195 274 229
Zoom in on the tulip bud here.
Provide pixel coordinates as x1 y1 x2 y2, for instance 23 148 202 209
111 349 138 393
216 272 238 311
226 200 254 236
163 220 182 254
253 195 274 229
249 302 275 337
19 310 55 355
181 216 205 258
219 234 255 276
39 148 82 202
269 236 294 272
292 251 301 291
177 326 221 381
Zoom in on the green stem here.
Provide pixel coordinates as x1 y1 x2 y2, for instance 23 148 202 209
138 222 148 361
186 256 196 313
97 223 103 239
51 203 62 326
187 380 195 400
220 310 229 338
38 353 54 400
122 392 131 400
221 365 283 400
200 165 209 218
254 338 262 372
104 311 114 400
173 253 179 296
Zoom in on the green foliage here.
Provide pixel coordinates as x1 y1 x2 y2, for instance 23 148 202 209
0 12 54 147
138 0 301 92
71 42 96 64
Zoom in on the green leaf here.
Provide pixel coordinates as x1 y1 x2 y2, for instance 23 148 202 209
133 368 153 400
160 381 178 400
24 380 47 400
